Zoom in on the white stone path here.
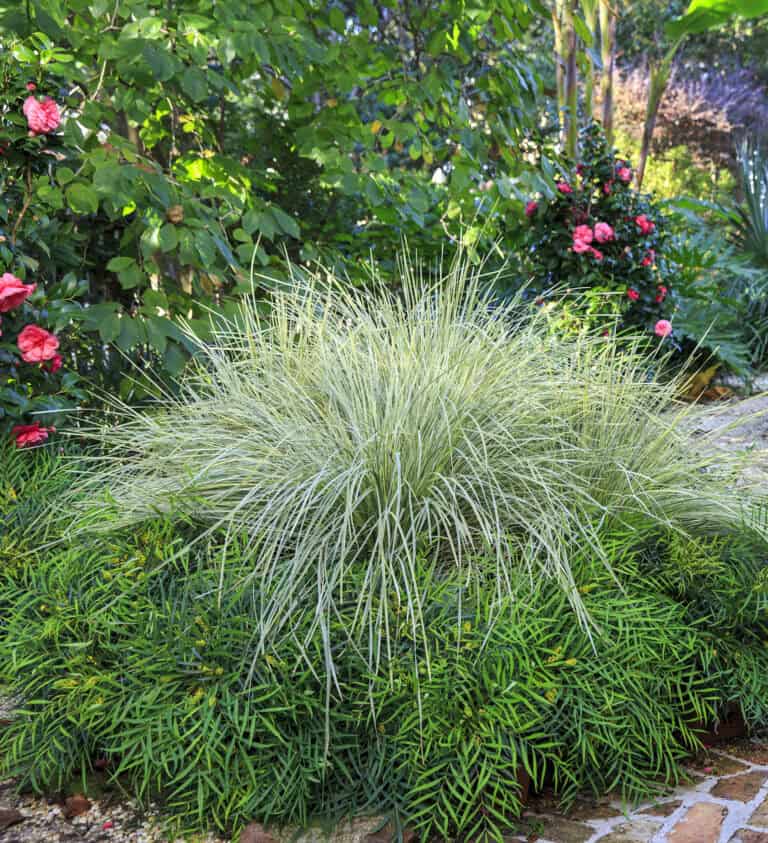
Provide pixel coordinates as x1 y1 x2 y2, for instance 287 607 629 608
506 740 768 842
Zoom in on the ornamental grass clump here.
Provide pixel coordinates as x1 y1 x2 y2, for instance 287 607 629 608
75 253 756 676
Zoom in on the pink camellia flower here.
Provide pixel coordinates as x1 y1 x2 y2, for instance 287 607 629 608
572 224 594 255
22 96 61 135
655 285 668 303
589 247 603 261
572 239 592 254
45 353 63 374
593 222 615 243
17 324 59 362
654 319 673 338
641 249 656 267
616 166 632 183
0 273 36 312
627 288 640 301
603 180 613 195
525 200 538 217
573 224 593 245
635 214 655 235
556 181 573 194
26 82 36 91
11 421 55 448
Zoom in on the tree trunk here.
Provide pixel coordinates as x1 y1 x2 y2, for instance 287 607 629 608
636 100 657 190
564 0 579 159
598 0 616 145
582 0 598 123
552 0 566 145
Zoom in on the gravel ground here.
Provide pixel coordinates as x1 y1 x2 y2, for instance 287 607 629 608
685 393 768 452
0 780 227 842
0 777 383 843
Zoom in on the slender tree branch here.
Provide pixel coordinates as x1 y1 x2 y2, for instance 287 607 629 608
11 165 33 247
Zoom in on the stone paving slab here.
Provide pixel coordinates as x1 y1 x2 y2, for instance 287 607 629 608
508 739 768 842
638 800 683 818
731 831 768 843
712 771 768 803
667 802 727 843
599 817 664 841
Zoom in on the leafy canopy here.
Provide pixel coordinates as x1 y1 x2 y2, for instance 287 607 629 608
666 0 768 38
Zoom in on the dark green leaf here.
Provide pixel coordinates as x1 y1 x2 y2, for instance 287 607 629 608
66 183 99 214
180 67 208 102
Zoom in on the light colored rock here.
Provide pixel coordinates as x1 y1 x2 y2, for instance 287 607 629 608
597 816 663 841
711 771 768 802
750 791 768 827
668 802 728 843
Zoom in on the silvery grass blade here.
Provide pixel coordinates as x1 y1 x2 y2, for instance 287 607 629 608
68 250 767 683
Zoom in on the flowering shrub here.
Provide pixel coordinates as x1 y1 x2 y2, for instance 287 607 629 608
0 81 87 443
524 125 677 343
0 262 83 444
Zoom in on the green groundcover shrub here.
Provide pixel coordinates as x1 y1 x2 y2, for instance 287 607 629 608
1 515 768 841
2 258 768 840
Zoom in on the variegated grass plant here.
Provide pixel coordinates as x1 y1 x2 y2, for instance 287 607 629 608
72 253 758 680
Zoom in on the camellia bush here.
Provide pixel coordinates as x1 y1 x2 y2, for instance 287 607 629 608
0 77 88 440
524 125 678 344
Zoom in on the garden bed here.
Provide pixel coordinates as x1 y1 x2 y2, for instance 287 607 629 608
3 281 768 842
4 736 768 843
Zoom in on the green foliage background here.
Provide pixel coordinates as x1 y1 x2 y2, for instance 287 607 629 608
0 0 551 409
